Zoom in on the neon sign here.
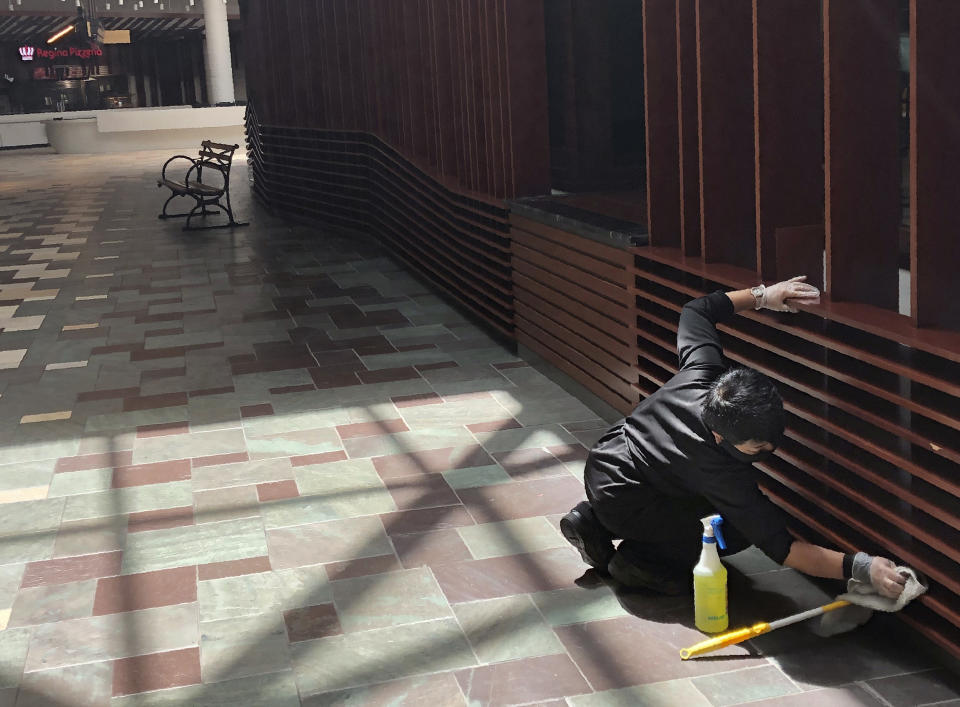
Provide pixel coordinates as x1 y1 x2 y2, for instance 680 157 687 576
18 46 103 61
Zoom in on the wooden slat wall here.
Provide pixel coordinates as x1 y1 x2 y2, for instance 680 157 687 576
630 248 960 660
635 0 960 658
242 0 548 200
241 0 551 336
511 216 637 416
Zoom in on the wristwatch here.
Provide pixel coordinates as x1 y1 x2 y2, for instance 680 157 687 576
751 284 765 310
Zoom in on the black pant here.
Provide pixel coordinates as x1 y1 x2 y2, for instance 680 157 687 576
584 425 750 573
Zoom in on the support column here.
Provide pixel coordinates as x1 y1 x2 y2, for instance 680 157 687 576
203 0 235 105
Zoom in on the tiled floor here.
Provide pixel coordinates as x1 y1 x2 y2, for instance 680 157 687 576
0 146 955 706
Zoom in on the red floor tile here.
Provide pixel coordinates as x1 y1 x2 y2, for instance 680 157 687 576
432 548 586 603
241 403 275 418
384 474 460 510
391 529 473 569
336 418 409 439
416 361 459 371
192 452 249 468
122 392 189 412
391 392 443 408
112 647 201 696
380 505 476 536
21 551 123 588
324 554 403 581
257 480 299 502
556 616 769 689
55 450 134 473
198 556 273 581
112 459 191 488
356 366 421 384
466 418 523 433
93 566 197 615
270 383 316 395
290 450 349 467
457 476 585 523
283 603 342 643
372 446 495 479
136 421 189 439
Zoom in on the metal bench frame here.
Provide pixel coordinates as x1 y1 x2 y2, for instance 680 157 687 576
157 140 248 231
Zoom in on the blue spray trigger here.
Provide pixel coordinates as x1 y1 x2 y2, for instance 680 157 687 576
711 516 727 550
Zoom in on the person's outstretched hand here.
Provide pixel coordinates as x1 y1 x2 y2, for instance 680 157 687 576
763 275 821 312
869 557 907 599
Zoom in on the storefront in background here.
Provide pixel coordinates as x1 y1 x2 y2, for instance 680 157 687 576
0 23 244 115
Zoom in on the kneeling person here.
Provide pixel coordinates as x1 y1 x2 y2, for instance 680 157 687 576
561 278 906 600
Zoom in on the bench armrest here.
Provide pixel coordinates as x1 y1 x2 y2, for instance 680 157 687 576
159 155 200 184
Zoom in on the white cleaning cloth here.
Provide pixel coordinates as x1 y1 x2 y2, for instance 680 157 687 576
815 567 928 637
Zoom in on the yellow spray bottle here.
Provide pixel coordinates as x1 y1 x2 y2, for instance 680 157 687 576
693 514 728 633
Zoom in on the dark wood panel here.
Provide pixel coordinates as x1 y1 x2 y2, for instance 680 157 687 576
642 0 681 247
753 0 823 281
696 0 756 269
824 0 900 309
676 0 701 256
910 0 960 330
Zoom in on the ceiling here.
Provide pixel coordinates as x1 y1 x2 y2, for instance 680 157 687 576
0 0 240 41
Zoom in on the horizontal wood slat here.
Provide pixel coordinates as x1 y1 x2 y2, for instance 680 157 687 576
512 217 637 416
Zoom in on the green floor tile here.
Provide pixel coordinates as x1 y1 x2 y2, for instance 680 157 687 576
121 516 267 574
132 428 246 465
110 671 301 707
200 613 291 683
24 604 198 671
569 680 713 707
692 665 801 706
292 618 476 697
531 585 629 627
199 567 332 623
441 464 513 490
0 628 29 688
452 595 565 664
47 468 113 497
331 567 452 632
62 481 192 523
457 517 567 559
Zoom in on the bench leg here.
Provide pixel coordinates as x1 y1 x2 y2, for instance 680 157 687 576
158 193 194 220
183 197 247 231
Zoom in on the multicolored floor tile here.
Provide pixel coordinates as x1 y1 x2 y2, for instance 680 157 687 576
0 148 951 706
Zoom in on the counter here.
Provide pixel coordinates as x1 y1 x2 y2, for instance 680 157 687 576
0 105 245 152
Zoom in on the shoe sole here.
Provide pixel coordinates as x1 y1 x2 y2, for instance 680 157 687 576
560 510 613 570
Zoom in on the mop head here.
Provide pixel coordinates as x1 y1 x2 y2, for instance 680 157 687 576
815 566 928 637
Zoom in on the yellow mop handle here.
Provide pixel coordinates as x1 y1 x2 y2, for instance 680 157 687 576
679 600 851 660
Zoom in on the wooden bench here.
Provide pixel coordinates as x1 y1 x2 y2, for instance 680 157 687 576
157 140 248 231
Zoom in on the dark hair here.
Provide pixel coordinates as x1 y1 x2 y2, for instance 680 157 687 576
702 367 785 445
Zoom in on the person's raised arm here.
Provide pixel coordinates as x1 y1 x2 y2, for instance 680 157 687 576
678 276 821 370
725 275 820 314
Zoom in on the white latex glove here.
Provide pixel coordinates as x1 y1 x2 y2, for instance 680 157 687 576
869 557 907 599
762 275 821 313
852 552 907 599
